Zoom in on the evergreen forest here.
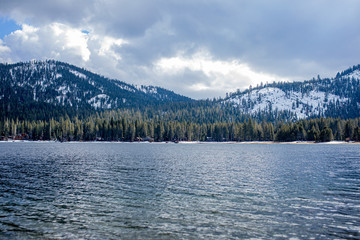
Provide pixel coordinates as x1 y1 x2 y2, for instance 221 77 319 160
1 61 360 143
1 102 360 143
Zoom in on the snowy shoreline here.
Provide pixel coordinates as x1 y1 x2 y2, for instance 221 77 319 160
0 140 359 144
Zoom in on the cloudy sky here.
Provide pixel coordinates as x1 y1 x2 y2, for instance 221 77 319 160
0 0 359 99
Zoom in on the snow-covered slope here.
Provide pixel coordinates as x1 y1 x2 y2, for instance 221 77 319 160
1 60 359 120
223 65 360 119
227 87 348 119
0 60 192 110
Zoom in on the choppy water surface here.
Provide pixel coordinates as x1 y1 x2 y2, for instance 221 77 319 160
0 142 359 239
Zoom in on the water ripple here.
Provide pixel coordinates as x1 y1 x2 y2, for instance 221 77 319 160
0 142 359 239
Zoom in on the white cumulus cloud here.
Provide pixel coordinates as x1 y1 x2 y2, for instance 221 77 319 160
0 22 128 78
156 49 289 96
50 23 90 61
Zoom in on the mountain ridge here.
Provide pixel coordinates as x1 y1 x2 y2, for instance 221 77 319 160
0 60 192 111
222 65 360 120
1 60 360 121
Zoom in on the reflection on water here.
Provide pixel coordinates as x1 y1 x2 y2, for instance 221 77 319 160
0 142 359 239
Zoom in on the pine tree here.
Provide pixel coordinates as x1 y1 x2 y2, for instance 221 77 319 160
344 121 353 140
319 127 333 142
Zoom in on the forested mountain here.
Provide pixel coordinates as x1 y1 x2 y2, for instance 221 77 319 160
223 65 360 120
2 60 360 121
0 60 191 115
1 60 360 142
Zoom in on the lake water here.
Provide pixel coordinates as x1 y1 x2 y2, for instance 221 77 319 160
0 142 359 239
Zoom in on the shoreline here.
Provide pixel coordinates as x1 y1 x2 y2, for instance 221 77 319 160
0 140 359 144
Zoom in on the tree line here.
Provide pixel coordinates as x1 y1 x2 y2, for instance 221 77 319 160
1 114 360 142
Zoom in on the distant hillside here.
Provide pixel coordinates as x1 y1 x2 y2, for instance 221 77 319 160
1 60 360 122
222 65 360 120
0 60 192 114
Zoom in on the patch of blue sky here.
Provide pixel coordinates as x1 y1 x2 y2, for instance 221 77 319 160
0 17 21 39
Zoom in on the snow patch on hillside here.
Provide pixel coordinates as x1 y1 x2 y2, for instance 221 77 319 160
226 87 348 119
137 85 162 96
69 69 87 79
88 94 112 109
344 70 360 79
114 82 136 92
57 86 70 95
56 95 66 105
144 87 158 95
